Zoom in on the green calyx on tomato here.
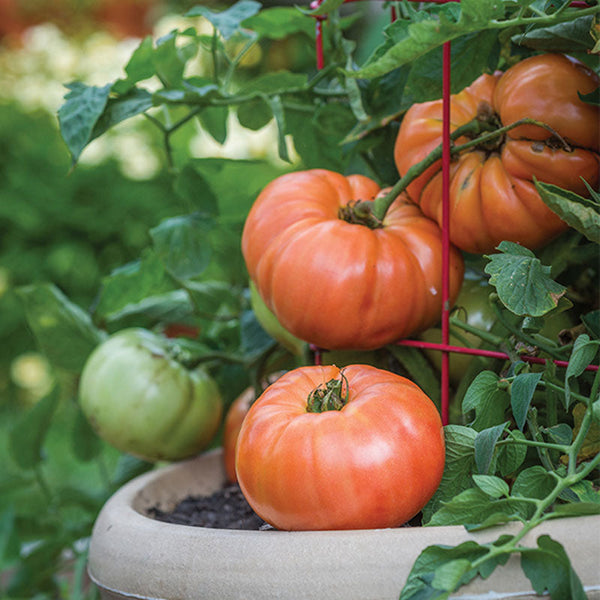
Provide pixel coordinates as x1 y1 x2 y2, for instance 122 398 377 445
306 371 349 413
79 327 223 462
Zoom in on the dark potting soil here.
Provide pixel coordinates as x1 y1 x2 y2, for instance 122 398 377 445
148 484 271 530
147 484 422 531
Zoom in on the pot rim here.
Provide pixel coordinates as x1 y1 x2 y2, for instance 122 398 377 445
88 448 600 600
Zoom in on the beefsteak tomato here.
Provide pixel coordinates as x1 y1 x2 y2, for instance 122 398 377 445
235 364 445 531
394 53 600 254
242 170 464 351
79 328 223 462
222 371 286 483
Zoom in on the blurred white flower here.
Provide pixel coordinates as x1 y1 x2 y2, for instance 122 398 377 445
10 352 55 401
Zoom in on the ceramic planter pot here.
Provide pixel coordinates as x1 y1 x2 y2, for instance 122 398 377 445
88 449 600 600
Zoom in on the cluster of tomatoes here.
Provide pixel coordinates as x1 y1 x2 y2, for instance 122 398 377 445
80 52 599 532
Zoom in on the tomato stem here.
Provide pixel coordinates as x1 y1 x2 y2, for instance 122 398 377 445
370 116 574 223
306 371 349 412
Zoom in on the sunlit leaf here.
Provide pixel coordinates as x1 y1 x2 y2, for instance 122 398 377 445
485 242 567 317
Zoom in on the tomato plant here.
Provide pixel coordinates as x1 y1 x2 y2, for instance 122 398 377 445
235 364 445 531
242 170 465 351
79 328 223 462
394 53 600 254
9 1 600 597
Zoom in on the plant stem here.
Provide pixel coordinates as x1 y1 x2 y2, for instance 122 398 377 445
34 464 54 506
453 448 600 594
500 432 568 454
527 408 556 471
491 5 600 31
449 315 505 347
489 296 565 361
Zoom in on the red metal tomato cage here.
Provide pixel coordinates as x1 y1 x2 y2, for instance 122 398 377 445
307 0 598 425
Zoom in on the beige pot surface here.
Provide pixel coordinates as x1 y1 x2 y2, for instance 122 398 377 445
88 448 600 600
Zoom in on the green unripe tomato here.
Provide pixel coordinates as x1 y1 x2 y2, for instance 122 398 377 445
79 328 223 462
249 280 306 356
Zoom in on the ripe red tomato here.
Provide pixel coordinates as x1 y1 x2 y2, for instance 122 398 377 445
223 371 287 483
235 365 445 531
223 386 254 483
242 170 464 351
394 53 600 254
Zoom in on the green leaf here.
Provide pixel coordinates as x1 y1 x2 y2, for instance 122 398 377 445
110 454 154 490
150 213 215 280
431 559 473 592
185 280 240 316
58 82 111 164
387 345 441 405
240 309 275 359
536 181 600 243
153 30 198 88
17 284 105 372
511 372 543 431
472 474 509 499
92 88 154 141
581 309 600 339
561 479 600 504
545 423 573 445
239 71 308 95
95 251 172 321
112 36 155 94
512 15 596 53
553 502 600 517
512 466 556 501
174 163 220 217
565 335 599 408
0 508 20 569
72 403 103 462
242 7 315 39
9 387 60 469
266 94 290 162
422 425 477 524
354 0 504 79
184 158 286 221
238 98 272 130
429 487 520 527
474 423 508 474
198 105 229 145
496 430 527 477
104 290 193 329
462 371 510 431
285 103 355 171
401 539 509 599
186 0 262 40
485 242 567 317
521 535 587 600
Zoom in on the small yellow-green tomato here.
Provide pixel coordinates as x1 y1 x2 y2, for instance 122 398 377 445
249 280 306 357
79 328 222 462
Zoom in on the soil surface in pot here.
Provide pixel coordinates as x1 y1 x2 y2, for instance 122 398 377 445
148 484 270 530
147 484 422 531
